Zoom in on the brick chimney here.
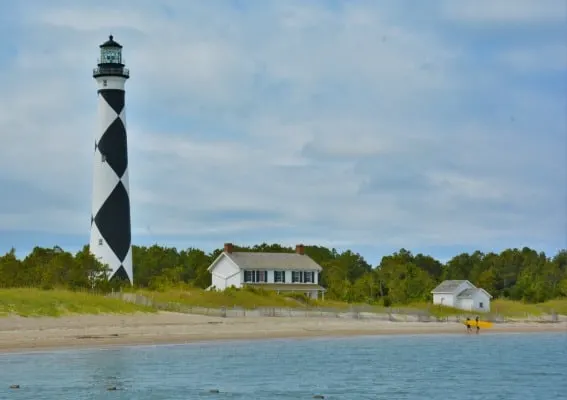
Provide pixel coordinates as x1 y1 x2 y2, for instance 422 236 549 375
224 243 234 254
295 244 305 255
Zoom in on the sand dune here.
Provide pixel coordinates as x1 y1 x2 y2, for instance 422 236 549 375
0 312 565 353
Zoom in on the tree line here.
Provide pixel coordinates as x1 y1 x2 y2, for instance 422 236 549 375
0 243 566 304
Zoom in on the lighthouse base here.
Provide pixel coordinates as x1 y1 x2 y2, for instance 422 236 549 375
110 266 131 283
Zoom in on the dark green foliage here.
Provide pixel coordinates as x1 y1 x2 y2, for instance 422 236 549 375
0 245 112 291
0 244 566 303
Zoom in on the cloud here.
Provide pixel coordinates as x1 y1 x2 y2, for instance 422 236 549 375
497 44 567 73
0 0 565 261
440 0 567 23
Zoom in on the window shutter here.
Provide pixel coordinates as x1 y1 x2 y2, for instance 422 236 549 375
282 271 286 283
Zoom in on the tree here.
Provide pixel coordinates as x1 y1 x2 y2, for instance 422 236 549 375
0 242 565 304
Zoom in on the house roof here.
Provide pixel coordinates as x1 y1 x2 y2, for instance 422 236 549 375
246 283 326 291
431 280 472 294
226 252 323 271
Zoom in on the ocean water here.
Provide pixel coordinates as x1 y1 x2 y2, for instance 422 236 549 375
0 332 566 399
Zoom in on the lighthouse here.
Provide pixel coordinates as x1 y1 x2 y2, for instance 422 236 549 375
90 35 133 284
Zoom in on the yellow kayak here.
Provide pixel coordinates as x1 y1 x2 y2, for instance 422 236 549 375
463 320 493 329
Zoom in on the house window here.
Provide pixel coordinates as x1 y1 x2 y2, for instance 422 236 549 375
292 271 301 283
304 271 313 283
244 270 267 283
479 302 484 309
257 270 267 283
274 271 286 283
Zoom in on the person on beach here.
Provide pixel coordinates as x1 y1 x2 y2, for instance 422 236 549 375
465 317 471 333
475 316 480 334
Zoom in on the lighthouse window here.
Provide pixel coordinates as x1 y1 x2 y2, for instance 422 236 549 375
102 49 121 64
98 239 103 246
101 154 106 163
103 80 107 87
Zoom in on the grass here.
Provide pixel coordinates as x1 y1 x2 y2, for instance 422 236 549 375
490 299 544 317
398 302 469 318
539 298 567 315
138 287 310 309
491 298 567 317
403 298 567 318
136 286 373 310
138 287 567 318
3 286 566 319
0 288 156 317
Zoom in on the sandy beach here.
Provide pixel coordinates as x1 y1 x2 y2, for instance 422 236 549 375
0 312 565 353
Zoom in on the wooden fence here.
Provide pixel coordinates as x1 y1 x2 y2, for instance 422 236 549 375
104 292 566 323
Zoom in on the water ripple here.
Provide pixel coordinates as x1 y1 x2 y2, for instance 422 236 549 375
0 333 566 399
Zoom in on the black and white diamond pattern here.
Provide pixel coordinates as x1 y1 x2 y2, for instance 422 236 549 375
90 89 133 284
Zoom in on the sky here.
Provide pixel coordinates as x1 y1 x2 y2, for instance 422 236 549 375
0 0 566 265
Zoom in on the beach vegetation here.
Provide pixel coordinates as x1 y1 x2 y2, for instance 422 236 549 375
1 243 566 316
0 288 155 317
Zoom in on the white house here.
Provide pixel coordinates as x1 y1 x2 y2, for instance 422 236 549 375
431 280 492 312
207 243 326 300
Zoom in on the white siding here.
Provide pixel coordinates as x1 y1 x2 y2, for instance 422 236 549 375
471 291 491 312
432 281 491 313
457 298 473 311
210 256 241 290
454 295 491 313
433 293 456 307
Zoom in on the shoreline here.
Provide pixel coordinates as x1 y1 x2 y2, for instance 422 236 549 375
1 312 565 354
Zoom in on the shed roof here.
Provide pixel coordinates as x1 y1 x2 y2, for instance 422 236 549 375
457 288 479 299
431 280 472 294
457 287 493 299
226 252 323 271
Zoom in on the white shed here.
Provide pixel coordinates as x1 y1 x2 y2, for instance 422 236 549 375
456 288 492 312
431 280 492 312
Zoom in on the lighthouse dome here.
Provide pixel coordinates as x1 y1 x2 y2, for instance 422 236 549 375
100 35 123 49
